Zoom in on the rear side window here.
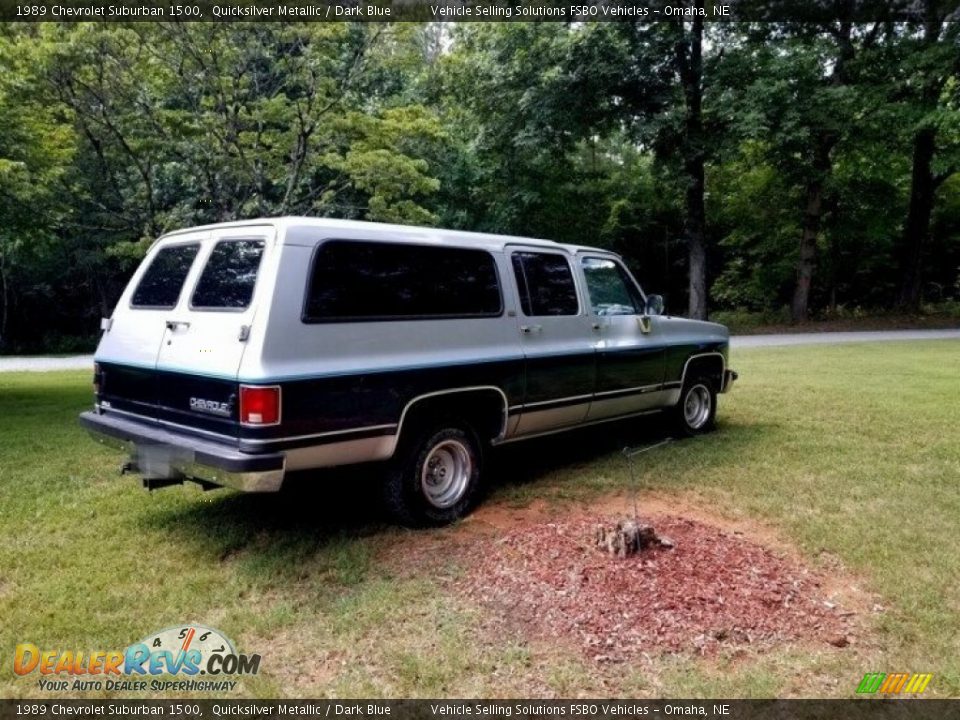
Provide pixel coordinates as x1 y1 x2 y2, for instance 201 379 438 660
191 239 266 310
131 244 200 309
511 252 579 316
304 240 502 322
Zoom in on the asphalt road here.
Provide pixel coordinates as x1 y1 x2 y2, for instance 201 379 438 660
0 328 957 373
730 328 960 348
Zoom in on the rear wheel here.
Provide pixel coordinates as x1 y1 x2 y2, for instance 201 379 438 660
671 377 717 436
384 422 483 526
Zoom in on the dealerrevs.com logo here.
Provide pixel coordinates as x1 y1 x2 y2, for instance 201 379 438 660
14 624 261 693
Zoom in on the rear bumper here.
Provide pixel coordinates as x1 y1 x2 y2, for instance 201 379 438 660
721 369 738 393
79 411 285 492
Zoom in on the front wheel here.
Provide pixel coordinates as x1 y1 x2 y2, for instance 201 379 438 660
383 423 483 526
670 378 717 437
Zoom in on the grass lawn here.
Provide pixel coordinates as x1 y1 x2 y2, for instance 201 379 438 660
1 341 958 698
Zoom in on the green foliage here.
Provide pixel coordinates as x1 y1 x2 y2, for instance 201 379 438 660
0 21 958 351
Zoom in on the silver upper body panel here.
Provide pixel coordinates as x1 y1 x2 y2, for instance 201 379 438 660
157 216 605 256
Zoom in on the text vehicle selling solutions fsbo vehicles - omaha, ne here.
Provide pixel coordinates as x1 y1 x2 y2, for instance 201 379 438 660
80 217 737 525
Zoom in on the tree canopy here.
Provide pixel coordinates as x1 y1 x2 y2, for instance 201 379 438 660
0 19 957 351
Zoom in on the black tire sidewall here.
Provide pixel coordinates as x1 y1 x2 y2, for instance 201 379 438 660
385 423 483 526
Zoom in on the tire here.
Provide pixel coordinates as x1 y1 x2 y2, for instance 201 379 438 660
383 421 483 526
670 376 717 437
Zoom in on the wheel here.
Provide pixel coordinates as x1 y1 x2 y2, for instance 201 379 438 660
383 422 483 526
670 376 717 436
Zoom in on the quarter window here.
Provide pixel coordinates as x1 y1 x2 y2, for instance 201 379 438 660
581 257 642 316
511 252 579 316
131 243 200 309
191 239 266 310
303 240 502 322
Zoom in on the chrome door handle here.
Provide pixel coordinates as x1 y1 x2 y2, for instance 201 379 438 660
520 324 542 334
165 320 191 330
591 322 603 331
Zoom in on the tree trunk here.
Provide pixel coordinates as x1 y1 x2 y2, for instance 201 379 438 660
897 126 937 311
677 14 708 320
896 6 949 310
791 183 822 323
790 140 832 323
0 251 8 348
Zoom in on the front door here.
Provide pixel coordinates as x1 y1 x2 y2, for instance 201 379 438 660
578 254 666 420
508 247 596 435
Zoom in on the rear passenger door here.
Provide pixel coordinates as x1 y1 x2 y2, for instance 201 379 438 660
508 247 596 435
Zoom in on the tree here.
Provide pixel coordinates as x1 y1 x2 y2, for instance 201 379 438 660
563 19 717 318
716 20 887 321
0 27 75 347
892 6 960 309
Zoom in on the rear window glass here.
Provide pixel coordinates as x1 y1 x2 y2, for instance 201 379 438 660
511 252 579 316
191 239 266 309
131 244 200 309
304 240 502 322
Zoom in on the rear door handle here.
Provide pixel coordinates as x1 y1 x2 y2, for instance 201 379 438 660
165 320 191 330
520 324 542 334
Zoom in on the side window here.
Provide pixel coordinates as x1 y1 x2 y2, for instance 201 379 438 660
303 240 502 321
511 252 579 317
191 239 266 310
581 257 643 316
131 244 200 309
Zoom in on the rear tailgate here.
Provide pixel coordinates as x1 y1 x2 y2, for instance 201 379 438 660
96 226 275 442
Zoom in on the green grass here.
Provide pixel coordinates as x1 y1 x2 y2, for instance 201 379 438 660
1 341 959 698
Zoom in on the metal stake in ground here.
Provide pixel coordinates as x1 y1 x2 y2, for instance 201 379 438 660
591 440 677 557
621 438 673 510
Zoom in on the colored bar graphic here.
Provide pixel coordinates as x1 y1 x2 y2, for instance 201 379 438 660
912 674 933 693
856 673 885 694
857 672 932 694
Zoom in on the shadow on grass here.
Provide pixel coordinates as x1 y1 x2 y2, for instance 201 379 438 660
138 412 752 579
488 413 676 492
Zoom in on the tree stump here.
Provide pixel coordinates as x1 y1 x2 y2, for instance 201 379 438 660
595 518 674 557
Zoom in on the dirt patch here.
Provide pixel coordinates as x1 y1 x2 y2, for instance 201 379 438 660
383 494 862 664
459 513 852 662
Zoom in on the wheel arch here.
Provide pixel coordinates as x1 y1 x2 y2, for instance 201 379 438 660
680 351 726 391
389 386 509 456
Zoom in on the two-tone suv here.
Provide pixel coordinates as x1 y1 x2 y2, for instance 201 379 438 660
81 217 736 525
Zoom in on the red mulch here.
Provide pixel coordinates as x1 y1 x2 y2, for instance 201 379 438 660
458 515 853 662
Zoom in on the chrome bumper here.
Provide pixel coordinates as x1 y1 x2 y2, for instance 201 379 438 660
721 369 738 393
80 411 285 492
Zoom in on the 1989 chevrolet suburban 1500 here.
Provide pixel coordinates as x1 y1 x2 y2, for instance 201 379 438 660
81 217 737 525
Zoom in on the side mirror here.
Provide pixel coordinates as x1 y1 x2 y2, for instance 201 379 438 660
645 294 665 316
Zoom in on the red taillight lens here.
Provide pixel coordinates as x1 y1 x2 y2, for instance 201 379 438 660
239 385 281 425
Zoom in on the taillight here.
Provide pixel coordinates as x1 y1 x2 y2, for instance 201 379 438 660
239 385 281 426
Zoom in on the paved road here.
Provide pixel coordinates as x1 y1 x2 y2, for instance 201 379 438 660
0 355 95 372
730 328 960 348
0 328 957 372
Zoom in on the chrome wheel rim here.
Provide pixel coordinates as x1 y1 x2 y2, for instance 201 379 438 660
421 439 472 509
684 384 712 430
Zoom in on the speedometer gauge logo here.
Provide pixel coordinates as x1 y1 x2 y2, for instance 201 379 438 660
134 624 235 659
124 623 261 677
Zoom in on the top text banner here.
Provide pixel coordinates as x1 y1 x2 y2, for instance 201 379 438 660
2 0 950 22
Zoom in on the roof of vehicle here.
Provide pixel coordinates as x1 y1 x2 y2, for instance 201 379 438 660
158 216 611 256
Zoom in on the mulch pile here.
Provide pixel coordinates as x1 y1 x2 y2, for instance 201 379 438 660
459 515 853 661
